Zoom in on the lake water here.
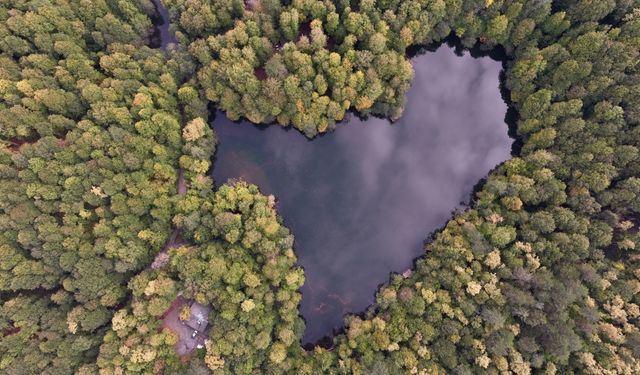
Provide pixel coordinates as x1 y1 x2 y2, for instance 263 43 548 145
150 0 511 346
150 0 176 51
211 47 512 343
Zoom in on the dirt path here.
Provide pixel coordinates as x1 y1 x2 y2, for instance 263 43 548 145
151 170 186 269
149 0 188 270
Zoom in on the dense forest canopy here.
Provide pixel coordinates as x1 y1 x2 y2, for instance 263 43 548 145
0 0 639 374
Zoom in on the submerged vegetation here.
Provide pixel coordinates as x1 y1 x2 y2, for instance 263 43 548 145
0 0 639 374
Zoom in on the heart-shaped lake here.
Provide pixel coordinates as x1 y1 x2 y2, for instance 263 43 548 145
211 46 512 344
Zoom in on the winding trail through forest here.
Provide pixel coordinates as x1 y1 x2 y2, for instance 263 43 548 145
147 0 205 357
150 0 187 269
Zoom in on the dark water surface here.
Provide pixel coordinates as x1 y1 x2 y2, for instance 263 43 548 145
150 0 177 50
212 47 512 343
150 0 511 344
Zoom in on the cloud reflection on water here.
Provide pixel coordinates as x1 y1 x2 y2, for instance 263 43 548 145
211 46 511 343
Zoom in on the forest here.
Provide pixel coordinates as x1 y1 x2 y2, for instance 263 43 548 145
0 0 639 374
